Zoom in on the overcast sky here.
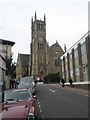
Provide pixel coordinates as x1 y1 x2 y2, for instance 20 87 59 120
0 0 89 62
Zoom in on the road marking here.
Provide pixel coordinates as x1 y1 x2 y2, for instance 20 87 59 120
37 98 44 119
39 105 41 108
42 115 44 119
40 109 42 113
49 89 55 93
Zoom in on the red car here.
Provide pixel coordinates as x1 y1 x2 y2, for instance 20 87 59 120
0 89 37 120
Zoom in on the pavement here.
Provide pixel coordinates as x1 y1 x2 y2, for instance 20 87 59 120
51 84 89 97
64 85 88 96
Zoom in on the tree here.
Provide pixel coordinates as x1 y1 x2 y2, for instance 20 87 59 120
6 55 16 79
44 73 60 83
6 56 12 75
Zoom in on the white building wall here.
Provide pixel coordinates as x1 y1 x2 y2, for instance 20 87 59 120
60 32 89 84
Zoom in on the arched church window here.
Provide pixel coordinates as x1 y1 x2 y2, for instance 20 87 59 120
41 24 42 30
39 23 40 29
54 51 60 67
37 24 38 31
54 51 59 59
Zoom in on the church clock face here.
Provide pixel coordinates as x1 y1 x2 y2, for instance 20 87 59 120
39 37 43 42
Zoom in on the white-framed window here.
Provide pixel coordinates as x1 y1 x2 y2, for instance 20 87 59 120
65 56 68 63
76 67 79 76
74 48 78 59
81 42 86 55
69 53 72 61
70 69 73 77
65 70 68 80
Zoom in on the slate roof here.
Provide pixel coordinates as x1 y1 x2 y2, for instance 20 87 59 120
49 41 64 52
0 39 15 46
50 41 60 48
19 54 30 66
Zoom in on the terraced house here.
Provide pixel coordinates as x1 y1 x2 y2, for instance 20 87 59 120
0 39 15 89
16 54 30 80
60 31 90 85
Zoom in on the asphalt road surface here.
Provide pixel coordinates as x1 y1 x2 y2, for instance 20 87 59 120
36 84 88 119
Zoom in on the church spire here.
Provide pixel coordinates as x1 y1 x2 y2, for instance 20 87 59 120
35 11 37 20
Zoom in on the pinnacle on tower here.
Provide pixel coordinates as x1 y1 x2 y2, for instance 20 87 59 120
31 16 33 24
44 14 46 23
64 44 67 52
35 11 37 20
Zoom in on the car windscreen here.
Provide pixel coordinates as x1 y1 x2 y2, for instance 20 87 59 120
4 90 32 102
20 77 34 83
18 83 33 89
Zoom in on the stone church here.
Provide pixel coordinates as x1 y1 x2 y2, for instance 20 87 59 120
30 12 64 80
16 12 64 80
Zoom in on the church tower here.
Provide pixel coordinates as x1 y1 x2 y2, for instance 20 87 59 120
30 12 48 79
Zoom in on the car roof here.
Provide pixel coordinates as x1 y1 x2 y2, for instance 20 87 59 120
20 76 34 80
20 76 33 79
4 88 30 93
19 82 33 84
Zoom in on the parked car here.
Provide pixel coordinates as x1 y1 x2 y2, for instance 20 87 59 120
20 76 35 87
0 92 2 103
36 76 44 84
29 76 36 87
0 89 37 119
18 82 36 95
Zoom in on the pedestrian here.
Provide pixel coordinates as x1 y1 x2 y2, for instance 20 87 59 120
69 78 73 87
9 79 12 89
59 77 61 84
61 78 65 87
14 79 17 88
12 79 15 88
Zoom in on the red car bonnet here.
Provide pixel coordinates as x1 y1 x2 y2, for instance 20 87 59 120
1 100 33 119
